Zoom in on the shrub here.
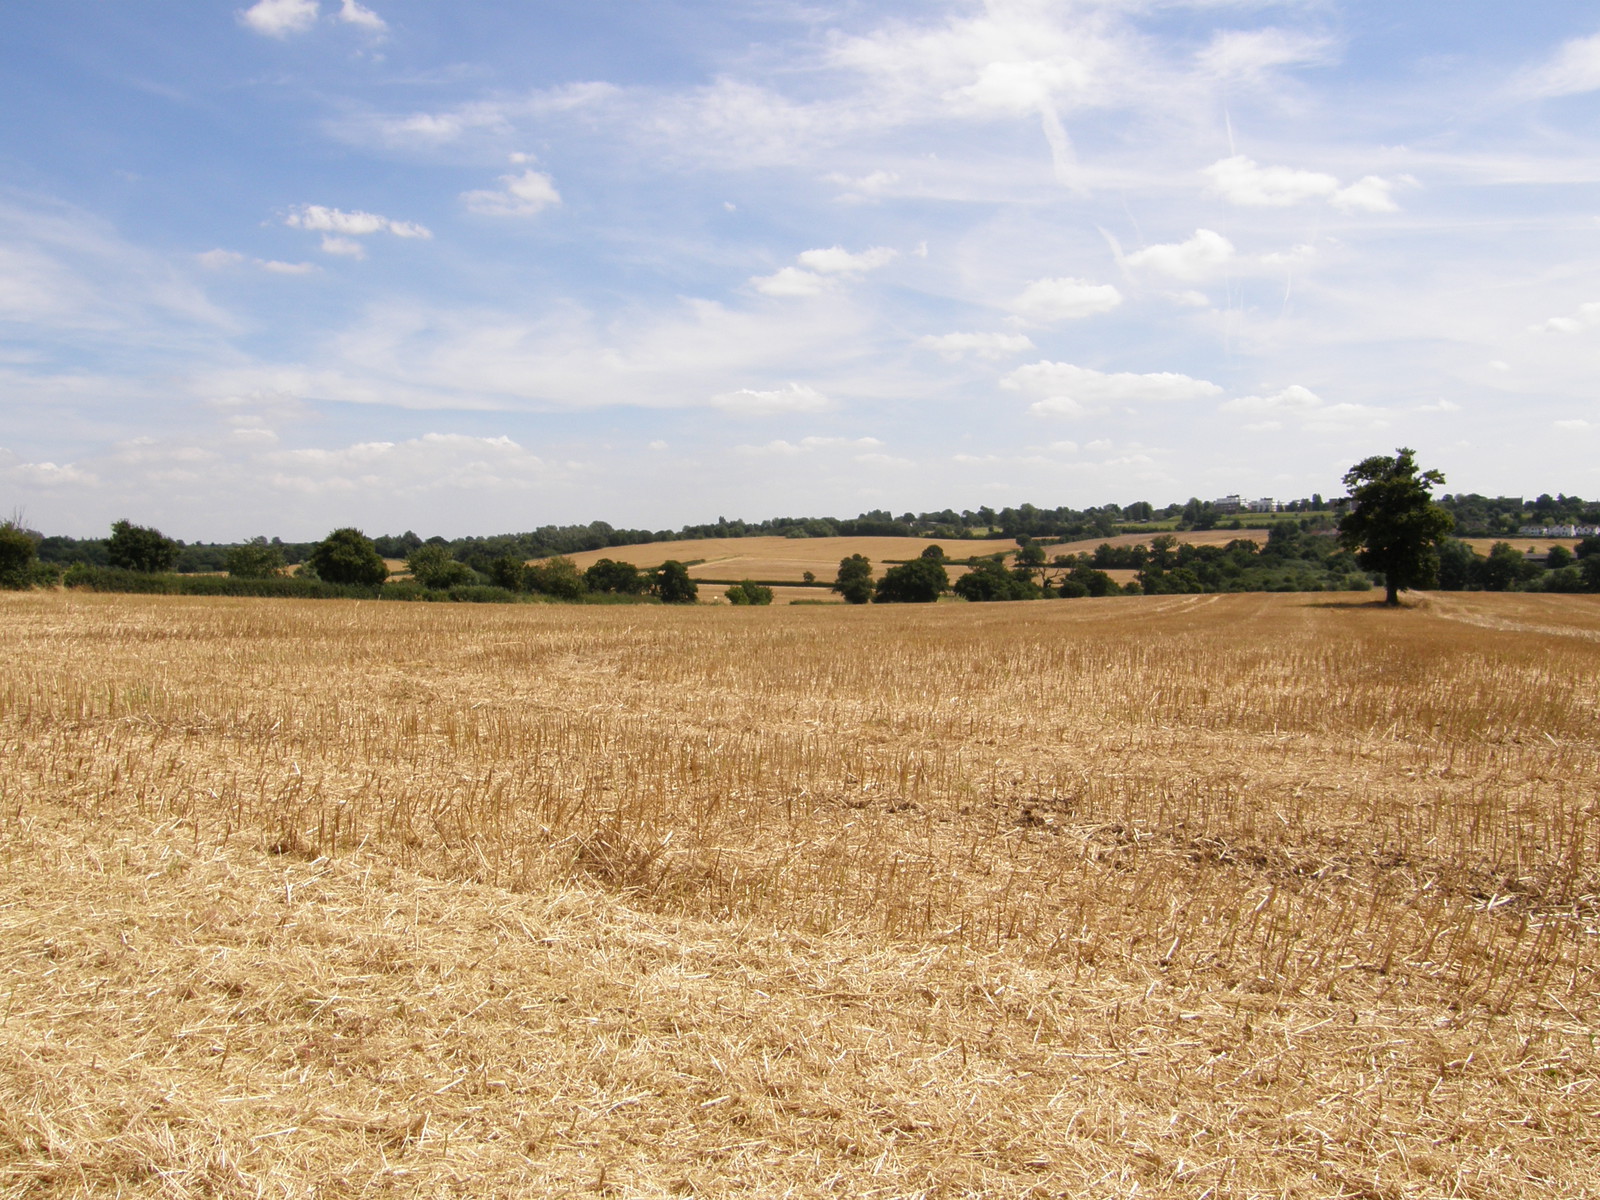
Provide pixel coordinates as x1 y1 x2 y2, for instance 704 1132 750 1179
526 556 588 600
653 560 699 604
225 540 285 578
832 555 874 604
107 519 178 573
725 580 774 605
0 522 38 589
307 528 389 586
874 558 949 603
406 544 475 590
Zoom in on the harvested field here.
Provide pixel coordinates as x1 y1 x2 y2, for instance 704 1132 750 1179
553 535 1026 584
550 531 1265 589
1 590 1596 1197
1460 538 1581 557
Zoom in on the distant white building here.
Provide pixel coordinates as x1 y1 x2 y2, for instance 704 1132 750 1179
1214 494 1279 514
1517 524 1598 538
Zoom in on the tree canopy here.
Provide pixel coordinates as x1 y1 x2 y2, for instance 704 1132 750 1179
107 519 178 574
306 528 389 587
0 521 38 589
1337 448 1453 605
224 539 285 579
873 557 948 603
653 560 699 604
832 554 874 604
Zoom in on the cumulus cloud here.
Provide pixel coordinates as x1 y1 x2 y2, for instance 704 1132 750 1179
462 168 561 217
750 245 895 297
1124 230 1235 280
285 205 431 240
1554 418 1593 431
1004 361 1222 417
751 267 831 297
1331 176 1399 213
1011 276 1122 322
335 0 385 32
260 259 317 275
1533 301 1600 334
1204 155 1338 206
917 332 1035 360
1221 385 1385 431
319 236 365 259
1203 156 1404 213
238 0 319 38
1220 384 1324 416
1 457 97 487
797 245 896 274
710 382 833 416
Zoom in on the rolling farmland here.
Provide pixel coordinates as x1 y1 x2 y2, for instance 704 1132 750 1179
0 590 1595 1197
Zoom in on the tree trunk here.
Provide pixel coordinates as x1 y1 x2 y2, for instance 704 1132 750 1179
1385 578 1399 605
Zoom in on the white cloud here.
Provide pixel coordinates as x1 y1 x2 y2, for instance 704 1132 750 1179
462 168 561 217
1197 29 1336 81
1124 230 1235 280
1520 32 1600 98
917 332 1034 360
736 435 881 456
259 260 317 275
1004 361 1222 416
710 382 833 416
1220 385 1324 416
2 458 97 487
336 0 385 32
1204 155 1338 207
266 433 550 495
1011 276 1122 322
319 235 365 259
796 245 896 274
1331 176 1399 213
1554 418 1593 431
199 249 246 269
1222 385 1386 431
285 205 431 239
751 267 830 297
827 170 900 200
239 0 319 38
200 248 315 275
1204 156 1404 214
1534 301 1600 334
750 245 894 297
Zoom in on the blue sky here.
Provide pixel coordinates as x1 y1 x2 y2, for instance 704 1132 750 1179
4 0 1600 539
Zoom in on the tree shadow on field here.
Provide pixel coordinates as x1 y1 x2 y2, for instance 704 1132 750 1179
1302 597 1419 612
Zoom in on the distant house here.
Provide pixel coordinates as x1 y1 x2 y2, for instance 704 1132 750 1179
1517 524 1597 538
1214 494 1278 514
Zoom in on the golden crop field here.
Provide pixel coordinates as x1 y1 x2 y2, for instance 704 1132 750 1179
1 590 1596 1197
549 532 1268 596
553 534 1028 584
